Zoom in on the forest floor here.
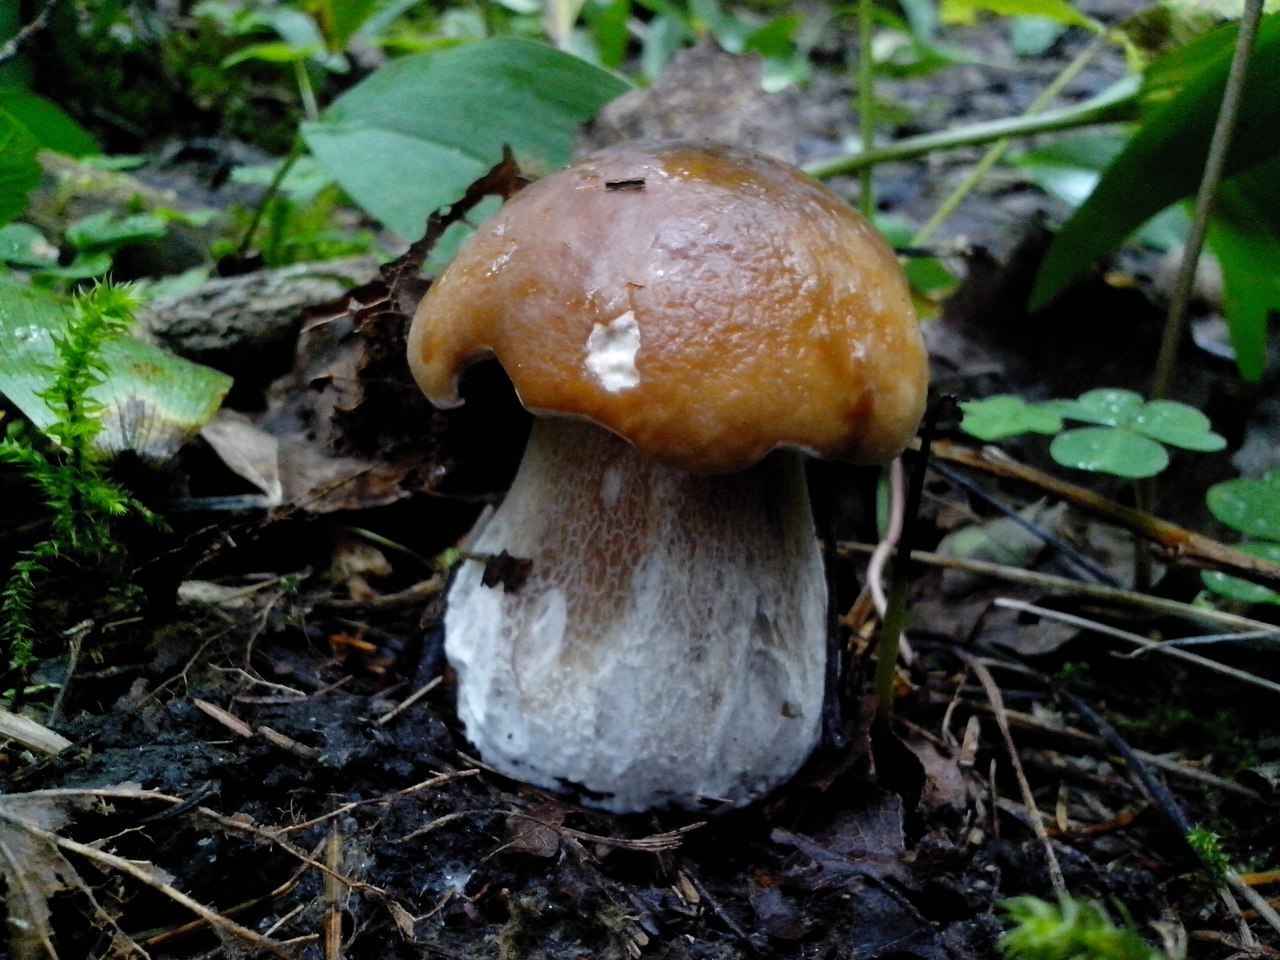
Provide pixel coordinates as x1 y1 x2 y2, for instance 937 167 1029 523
3 2 1279 959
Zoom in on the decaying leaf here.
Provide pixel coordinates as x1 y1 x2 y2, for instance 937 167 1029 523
0 785 158 960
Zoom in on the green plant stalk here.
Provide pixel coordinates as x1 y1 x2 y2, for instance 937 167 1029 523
1150 0 1265 400
293 58 321 122
857 0 875 216
804 86 1137 181
873 563 910 720
235 138 306 260
913 31 1109 246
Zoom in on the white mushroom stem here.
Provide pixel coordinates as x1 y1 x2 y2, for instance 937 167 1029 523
445 418 827 812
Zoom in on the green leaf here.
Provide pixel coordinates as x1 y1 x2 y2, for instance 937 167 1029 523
0 223 59 268
1205 153 1280 382
65 211 169 253
875 214 960 303
1206 471 1280 540
0 107 40 227
223 41 321 67
312 0 381 50
0 279 232 460
1031 13 1280 309
1130 400 1226 451
1015 132 1127 206
940 0 1096 29
301 38 631 240
1050 426 1170 478
1201 541 1280 604
1010 16 1068 57
0 89 98 157
959 395 1063 441
1045 388 1145 426
583 0 633 70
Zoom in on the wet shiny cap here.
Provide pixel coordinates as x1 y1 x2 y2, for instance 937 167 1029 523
407 141 928 474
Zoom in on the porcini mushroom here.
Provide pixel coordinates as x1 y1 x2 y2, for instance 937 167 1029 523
408 141 928 812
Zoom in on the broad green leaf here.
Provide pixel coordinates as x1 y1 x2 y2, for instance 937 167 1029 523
1045 388 1145 426
941 0 1096 29
960 395 1063 441
0 89 98 157
1031 12 1280 309
1050 426 1169 478
1201 541 1280 604
0 280 232 460
1206 471 1280 539
1205 153 1280 381
0 107 40 227
1130 400 1225 450
301 38 631 239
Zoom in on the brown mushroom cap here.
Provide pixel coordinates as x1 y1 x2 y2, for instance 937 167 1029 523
408 141 928 474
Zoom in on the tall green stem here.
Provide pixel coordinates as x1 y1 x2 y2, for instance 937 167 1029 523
1150 0 1265 400
913 30 1109 246
804 83 1137 180
857 0 876 216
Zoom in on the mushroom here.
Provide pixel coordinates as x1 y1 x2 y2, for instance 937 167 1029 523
408 141 928 812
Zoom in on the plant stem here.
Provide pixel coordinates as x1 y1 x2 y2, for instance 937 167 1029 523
874 399 949 720
294 58 321 122
1149 0 1265 400
913 31 1109 246
235 138 305 261
804 82 1137 181
857 0 875 216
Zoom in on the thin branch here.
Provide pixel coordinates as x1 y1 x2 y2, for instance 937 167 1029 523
838 541 1280 635
1150 0 1267 399
967 656 1067 895
0 0 63 67
928 440 1280 589
995 597 1280 697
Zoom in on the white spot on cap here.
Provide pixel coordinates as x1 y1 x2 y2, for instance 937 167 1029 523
585 311 641 393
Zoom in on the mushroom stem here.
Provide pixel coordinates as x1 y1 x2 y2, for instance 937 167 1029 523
445 418 827 812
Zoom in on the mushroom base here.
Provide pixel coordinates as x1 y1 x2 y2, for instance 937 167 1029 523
444 419 827 812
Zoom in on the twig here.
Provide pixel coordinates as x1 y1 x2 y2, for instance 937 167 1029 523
324 824 344 960
11 819 297 958
46 619 91 727
1059 691 1280 943
995 597 1280 696
276 769 480 834
928 461 1119 585
928 440 1280 589
838 542 1279 635
377 675 443 726
1150 0 1267 399
0 0 63 66
684 867 759 955
966 656 1067 895
974 703 1261 799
